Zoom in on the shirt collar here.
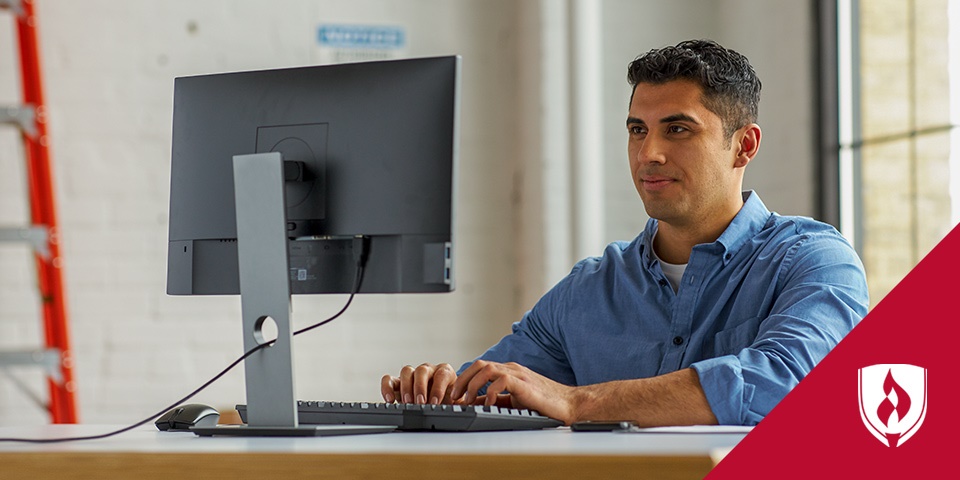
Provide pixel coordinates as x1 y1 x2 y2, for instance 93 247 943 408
714 190 772 264
640 190 772 268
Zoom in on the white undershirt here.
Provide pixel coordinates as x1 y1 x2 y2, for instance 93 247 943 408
652 232 687 292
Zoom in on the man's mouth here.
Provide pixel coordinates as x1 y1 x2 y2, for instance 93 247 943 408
640 175 676 191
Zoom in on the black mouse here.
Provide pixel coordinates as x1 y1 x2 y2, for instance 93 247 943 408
155 404 220 431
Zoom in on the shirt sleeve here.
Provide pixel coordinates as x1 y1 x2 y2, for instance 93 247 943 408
456 266 581 388
691 231 870 425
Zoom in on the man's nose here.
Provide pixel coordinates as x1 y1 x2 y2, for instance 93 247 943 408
637 135 666 164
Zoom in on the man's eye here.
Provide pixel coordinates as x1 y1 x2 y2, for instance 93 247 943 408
629 126 646 135
668 125 687 134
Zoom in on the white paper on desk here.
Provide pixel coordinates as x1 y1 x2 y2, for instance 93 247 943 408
621 425 753 434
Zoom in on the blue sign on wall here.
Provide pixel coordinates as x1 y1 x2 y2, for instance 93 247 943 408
317 25 406 50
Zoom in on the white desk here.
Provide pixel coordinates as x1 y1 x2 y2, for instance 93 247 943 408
0 424 747 479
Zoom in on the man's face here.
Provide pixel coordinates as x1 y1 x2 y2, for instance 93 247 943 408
626 80 746 229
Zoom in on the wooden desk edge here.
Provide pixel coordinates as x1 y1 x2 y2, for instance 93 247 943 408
1 451 715 480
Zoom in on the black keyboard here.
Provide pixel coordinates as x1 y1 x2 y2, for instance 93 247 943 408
236 401 563 432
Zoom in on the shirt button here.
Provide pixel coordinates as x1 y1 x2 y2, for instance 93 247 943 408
724 253 732 260
658 279 668 287
673 336 684 346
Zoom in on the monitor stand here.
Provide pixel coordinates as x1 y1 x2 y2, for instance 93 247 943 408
191 152 393 437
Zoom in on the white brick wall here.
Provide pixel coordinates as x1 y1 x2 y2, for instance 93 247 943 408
0 0 815 426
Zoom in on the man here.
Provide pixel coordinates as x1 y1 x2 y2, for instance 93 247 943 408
380 39 869 426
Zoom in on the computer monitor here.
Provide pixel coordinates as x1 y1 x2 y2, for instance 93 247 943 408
166 56 460 436
167 56 458 295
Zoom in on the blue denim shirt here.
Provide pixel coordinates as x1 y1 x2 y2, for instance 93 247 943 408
464 191 869 425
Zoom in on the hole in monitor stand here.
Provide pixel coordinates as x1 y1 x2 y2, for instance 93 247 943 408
254 316 279 345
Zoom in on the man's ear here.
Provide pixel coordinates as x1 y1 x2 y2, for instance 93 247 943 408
733 124 761 168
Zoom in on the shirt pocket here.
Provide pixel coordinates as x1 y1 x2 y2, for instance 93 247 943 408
713 316 761 357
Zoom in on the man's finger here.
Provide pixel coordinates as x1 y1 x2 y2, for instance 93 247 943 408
450 359 487 401
399 365 416 404
484 376 510 406
380 375 400 403
412 363 436 404
463 361 502 404
428 364 457 404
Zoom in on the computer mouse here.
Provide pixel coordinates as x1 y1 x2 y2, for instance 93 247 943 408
155 404 220 431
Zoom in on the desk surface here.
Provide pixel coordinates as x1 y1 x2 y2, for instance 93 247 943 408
0 424 747 480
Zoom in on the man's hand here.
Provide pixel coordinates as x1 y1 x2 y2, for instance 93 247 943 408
380 363 458 405
450 360 580 425
382 361 716 428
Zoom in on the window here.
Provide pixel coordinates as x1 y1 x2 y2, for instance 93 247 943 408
837 0 959 306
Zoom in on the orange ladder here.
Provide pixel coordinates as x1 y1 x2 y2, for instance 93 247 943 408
0 0 78 423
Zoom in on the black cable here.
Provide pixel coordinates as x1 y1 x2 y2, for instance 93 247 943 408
0 257 365 444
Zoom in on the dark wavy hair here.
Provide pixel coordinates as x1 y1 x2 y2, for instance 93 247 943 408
627 39 761 140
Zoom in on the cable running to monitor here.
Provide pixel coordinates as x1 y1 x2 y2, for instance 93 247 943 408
0 252 366 444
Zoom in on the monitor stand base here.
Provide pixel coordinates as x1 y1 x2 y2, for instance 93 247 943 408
191 424 396 437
